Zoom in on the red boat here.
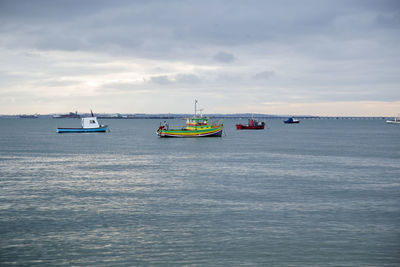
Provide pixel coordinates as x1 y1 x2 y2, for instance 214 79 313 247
236 118 265 130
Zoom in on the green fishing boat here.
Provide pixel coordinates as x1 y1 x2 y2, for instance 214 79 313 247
156 100 223 138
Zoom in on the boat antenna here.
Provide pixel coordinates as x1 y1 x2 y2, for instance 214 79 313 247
195 99 198 117
91 109 94 117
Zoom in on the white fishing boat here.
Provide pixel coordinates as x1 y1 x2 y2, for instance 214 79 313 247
57 111 108 133
386 114 400 124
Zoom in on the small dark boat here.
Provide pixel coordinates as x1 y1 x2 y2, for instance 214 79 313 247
236 118 265 130
284 117 300 124
19 114 38 118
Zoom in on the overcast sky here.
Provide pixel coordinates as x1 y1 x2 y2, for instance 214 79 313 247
0 0 399 116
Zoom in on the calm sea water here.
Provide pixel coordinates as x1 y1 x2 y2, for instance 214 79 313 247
0 118 399 266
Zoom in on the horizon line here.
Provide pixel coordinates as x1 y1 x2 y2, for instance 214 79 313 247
1 112 395 118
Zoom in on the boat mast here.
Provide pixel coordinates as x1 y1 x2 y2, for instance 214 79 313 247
195 99 198 117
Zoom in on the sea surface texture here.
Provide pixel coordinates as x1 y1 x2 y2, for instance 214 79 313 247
1 118 399 266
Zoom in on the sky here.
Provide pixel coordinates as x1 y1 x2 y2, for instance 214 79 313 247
0 0 399 116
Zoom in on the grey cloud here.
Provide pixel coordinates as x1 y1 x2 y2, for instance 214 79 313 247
375 11 400 28
215 72 243 83
40 79 82 88
175 74 201 84
99 81 140 93
150 74 201 85
253 71 275 80
150 75 171 85
0 72 27 86
1 0 400 61
213 52 235 63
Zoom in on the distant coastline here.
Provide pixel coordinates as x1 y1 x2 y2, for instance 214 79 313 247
0 113 392 120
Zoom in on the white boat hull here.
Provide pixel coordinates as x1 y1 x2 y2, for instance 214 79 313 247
386 120 400 124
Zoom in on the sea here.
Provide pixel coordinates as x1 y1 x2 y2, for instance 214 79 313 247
0 118 399 266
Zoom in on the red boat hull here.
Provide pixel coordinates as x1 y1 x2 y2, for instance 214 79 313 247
236 124 265 130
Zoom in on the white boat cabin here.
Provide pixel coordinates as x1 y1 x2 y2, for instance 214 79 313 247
81 117 101 128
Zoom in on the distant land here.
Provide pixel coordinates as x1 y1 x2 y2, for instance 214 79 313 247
0 113 392 120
